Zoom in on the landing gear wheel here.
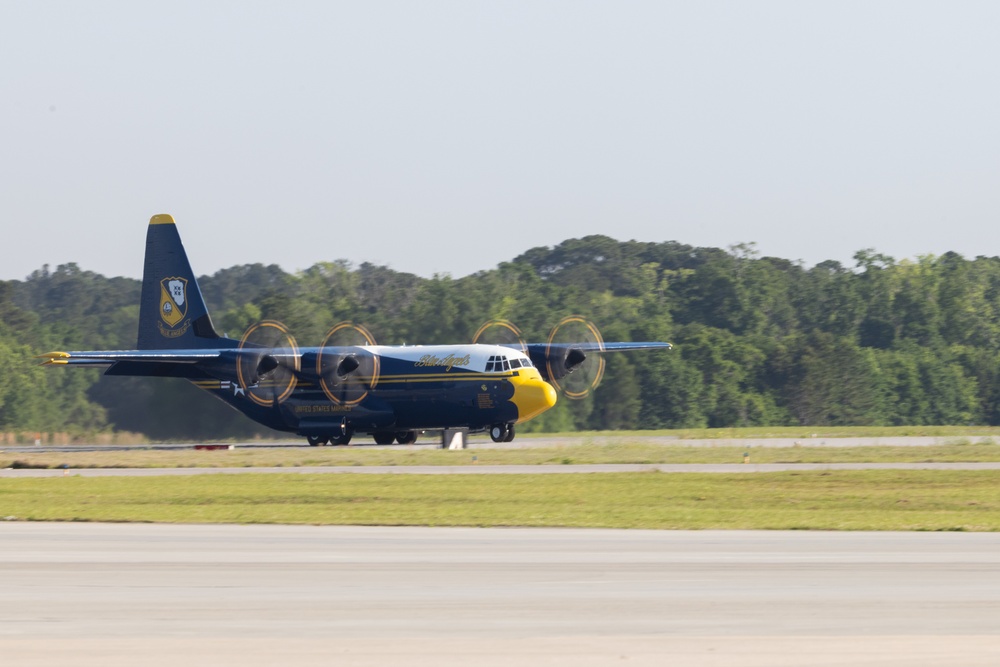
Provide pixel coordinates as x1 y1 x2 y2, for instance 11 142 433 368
306 434 329 447
373 432 395 445
395 431 417 445
329 432 352 446
490 423 509 443
502 424 516 442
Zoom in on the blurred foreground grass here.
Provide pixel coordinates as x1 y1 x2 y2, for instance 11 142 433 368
2 470 999 531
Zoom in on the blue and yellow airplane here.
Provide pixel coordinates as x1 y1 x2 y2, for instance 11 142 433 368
40 215 671 445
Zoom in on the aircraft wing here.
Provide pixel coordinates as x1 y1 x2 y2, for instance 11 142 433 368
521 340 671 384
523 341 672 355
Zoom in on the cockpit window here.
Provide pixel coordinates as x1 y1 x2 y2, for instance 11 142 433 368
485 354 531 372
486 354 518 373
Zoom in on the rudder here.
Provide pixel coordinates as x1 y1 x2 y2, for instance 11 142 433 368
137 214 221 349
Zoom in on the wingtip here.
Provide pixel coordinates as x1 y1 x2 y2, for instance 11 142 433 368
36 351 70 366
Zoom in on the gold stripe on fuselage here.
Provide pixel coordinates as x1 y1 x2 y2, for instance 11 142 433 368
277 374 513 387
376 372 514 383
193 372 524 390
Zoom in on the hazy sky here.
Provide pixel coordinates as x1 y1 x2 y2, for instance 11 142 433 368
2 1 999 281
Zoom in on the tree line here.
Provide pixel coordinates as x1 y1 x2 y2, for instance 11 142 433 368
3 236 1000 439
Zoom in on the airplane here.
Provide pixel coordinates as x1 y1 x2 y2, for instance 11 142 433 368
40 215 672 446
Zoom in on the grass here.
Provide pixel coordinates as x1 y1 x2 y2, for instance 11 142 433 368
542 426 1000 439
2 470 1000 530
4 429 998 531
4 439 1000 469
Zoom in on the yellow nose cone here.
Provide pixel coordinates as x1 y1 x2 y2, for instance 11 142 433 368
511 371 558 423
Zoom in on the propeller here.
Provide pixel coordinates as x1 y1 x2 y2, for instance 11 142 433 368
471 319 527 353
236 320 301 407
544 316 605 400
316 322 380 405
473 316 607 400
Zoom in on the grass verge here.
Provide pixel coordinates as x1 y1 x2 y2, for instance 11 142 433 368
2 470 999 530
566 425 1000 439
5 441 1000 469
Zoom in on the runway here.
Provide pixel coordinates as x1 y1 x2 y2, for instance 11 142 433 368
1 523 998 666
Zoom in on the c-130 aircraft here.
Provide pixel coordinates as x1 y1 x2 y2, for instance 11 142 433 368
41 215 671 446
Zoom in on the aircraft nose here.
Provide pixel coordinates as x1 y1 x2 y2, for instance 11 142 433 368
512 376 558 423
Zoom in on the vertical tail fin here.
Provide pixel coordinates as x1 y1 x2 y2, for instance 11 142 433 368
137 214 221 349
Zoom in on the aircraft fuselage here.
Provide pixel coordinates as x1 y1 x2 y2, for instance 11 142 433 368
190 344 555 443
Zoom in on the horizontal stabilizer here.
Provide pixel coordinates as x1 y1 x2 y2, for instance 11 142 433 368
38 349 224 367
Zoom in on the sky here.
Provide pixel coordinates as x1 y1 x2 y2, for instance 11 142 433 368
2 1 999 281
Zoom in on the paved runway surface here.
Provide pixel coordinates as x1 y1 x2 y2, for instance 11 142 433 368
1 523 998 666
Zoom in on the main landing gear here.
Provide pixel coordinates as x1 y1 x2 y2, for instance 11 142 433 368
308 431 419 446
489 423 516 443
395 431 418 445
370 431 418 445
306 432 353 446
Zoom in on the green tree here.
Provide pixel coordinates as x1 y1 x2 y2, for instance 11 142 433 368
787 332 885 426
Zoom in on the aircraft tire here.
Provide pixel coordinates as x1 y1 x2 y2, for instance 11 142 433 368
373 432 395 445
306 434 329 447
395 431 417 445
329 432 352 446
490 424 508 443
503 424 516 442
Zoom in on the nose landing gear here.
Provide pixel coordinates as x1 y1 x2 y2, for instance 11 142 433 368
490 423 516 443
